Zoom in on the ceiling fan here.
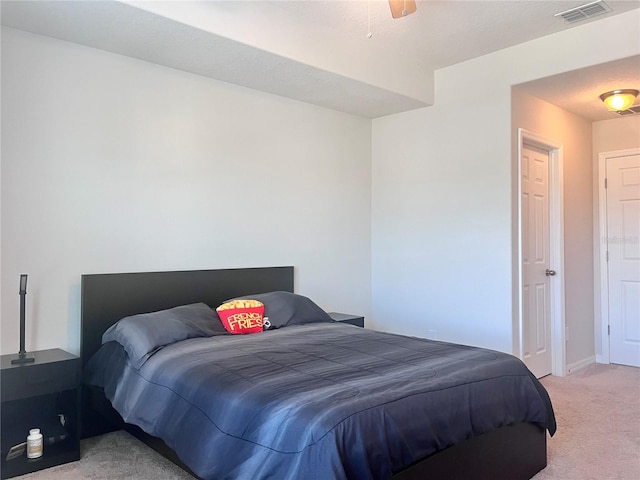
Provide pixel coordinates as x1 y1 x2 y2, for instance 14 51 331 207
388 0 417 19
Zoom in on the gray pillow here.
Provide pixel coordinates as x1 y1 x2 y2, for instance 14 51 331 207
228 291 333 330
102 302 226 368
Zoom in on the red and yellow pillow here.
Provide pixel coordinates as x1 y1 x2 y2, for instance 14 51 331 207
216 299 265 334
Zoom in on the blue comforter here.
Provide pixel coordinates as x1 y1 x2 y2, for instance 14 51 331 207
85 323 556 480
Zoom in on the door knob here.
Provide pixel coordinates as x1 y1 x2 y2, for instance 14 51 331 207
545 269 556 276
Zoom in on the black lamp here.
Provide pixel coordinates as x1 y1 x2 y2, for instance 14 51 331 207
11 274 35 364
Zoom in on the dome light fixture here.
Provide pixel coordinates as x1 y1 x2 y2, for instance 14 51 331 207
599 89 639 112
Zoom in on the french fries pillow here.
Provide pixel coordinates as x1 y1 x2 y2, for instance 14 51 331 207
216 299 266 334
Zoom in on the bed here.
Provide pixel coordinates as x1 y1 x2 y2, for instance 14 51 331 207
80 266 555 480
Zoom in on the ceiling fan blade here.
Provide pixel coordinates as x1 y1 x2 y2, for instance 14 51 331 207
388 0 417 19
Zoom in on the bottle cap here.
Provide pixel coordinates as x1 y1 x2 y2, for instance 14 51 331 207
29 429 40 435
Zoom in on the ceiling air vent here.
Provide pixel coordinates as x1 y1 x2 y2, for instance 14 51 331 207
615 105 640 116
555 0 612 24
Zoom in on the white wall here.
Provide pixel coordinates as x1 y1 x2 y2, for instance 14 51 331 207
371 10 640 355
592 115 640 361
593 116 640 152
511 88 594 367
0 28 372 355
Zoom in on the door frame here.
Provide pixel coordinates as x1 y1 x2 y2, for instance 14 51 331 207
517 128 566 377
596 148 640 364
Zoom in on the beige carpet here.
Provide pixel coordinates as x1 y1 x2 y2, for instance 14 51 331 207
533 363 640 480
13 429 193 480
13 363 640 480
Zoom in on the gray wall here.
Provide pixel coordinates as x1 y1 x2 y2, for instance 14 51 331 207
1 28 372 354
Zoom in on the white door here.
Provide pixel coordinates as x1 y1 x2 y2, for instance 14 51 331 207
606 153 640 368
522 144 553 378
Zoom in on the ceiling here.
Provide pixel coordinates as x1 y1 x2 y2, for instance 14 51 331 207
516 55 640 122
1 0 639 119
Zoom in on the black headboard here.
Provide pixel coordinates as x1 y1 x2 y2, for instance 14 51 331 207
80 266 294 368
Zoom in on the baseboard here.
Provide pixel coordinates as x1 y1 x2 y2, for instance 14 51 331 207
567 356 595 374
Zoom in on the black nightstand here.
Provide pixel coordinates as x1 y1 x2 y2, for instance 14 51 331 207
1 349 81 479
328 312 365 328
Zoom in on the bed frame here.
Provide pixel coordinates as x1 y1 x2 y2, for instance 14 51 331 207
80 266 548 480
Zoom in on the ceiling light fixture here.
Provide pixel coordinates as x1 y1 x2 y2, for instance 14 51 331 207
389 0 417 19
599 89 639 112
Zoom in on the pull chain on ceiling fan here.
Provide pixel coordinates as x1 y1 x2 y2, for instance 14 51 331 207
388 0 417 19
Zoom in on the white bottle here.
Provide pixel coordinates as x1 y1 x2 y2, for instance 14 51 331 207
27 428 43 459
